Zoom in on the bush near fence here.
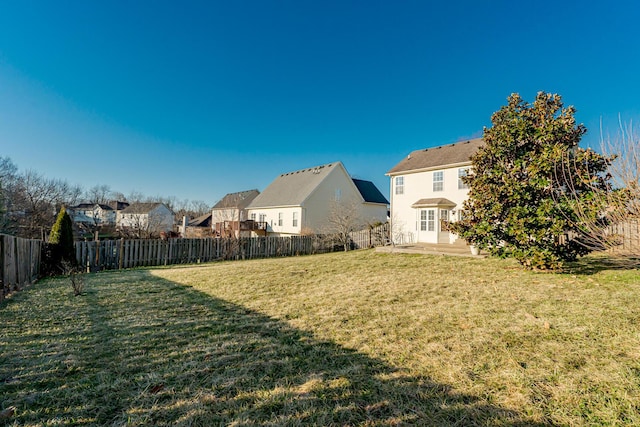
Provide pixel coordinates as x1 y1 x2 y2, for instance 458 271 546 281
0 234 42 301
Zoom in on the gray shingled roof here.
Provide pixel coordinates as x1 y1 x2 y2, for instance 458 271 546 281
69 203 114 211
352 179 389 205
212 189 260 210
120 202 166 214
188 213 212 227
387 138 484 175
247 162 343 208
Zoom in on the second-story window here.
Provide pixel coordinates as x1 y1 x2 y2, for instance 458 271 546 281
395 176 404 195
458 168 469 189
433 171 443 192
292 212 298 227
278 212 283 226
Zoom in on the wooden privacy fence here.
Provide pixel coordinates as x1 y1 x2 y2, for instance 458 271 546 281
350 223 390 249
607 220 640 252
75 235 339 272
1 234 42 301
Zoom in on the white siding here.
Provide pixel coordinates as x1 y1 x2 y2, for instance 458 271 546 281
389 165 470 244
247 206 303 236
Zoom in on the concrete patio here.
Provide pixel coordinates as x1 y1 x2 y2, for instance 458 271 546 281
375 239 487 257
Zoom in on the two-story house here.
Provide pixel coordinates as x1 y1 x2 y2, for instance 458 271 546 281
386 138 483 244
211 189 262 238
116 202 175 238
247 161 388 236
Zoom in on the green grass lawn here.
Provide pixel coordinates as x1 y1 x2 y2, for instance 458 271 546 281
1 250 639 426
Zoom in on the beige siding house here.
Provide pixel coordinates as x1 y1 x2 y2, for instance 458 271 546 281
211 189 262 237
386 138 483 244
247 161 388 236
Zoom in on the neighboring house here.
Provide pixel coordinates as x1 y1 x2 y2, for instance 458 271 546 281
211 189 262 238
116 202 175 237
67 203 117 226
386 138 484 244
183 213 214 238
246 161 388 236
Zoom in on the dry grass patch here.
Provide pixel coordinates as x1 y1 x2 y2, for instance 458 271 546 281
1 250 639 425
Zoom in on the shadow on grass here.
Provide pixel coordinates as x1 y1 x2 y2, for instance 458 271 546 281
1 270 547 426
564 253 640 275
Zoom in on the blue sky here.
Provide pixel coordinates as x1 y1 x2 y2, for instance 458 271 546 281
1 1 639 205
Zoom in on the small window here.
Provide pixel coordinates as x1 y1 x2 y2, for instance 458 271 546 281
420 210 427 231
428 210 435 231
259 214 266 223
458 168 469 190
395 176 404 195
278 212 283 226
250 213 256 221
292 212 298 227
433 171 443 192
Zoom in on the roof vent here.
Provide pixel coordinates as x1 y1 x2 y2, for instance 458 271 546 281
312 168 320 174
407 154 411 160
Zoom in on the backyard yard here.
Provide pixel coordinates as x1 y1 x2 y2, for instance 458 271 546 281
1 250 639 426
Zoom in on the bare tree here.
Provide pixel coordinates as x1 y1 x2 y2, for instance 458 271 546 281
0 157 18 233
557 117 640 260
322 197 366 251
85 184 113 205
10 170 83 238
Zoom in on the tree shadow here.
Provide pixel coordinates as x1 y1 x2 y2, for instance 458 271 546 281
564 253 640 275
2 271 549 426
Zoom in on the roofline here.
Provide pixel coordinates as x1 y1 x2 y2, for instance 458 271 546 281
386 160 472 176
246 204 301 210
300 161 365 206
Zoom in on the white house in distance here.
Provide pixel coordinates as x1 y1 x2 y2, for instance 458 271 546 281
116 202 175 237
67 203 117 226
386 138 484 244
246 161 388 236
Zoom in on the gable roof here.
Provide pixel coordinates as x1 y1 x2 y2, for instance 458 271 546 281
120 202 169 214
352 179 389 205
188 213 212 227
387 138 484 175
69 203 114 211
247 162 344 209
212 189 260 210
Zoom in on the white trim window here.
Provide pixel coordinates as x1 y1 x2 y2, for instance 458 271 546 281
458 168 469 190
292 212 298 227
420 210 427 231
278 212 283 226
433 171 443 192
395 176 404 195
428 210 435 231
250 213 256 221
259 213 266 223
